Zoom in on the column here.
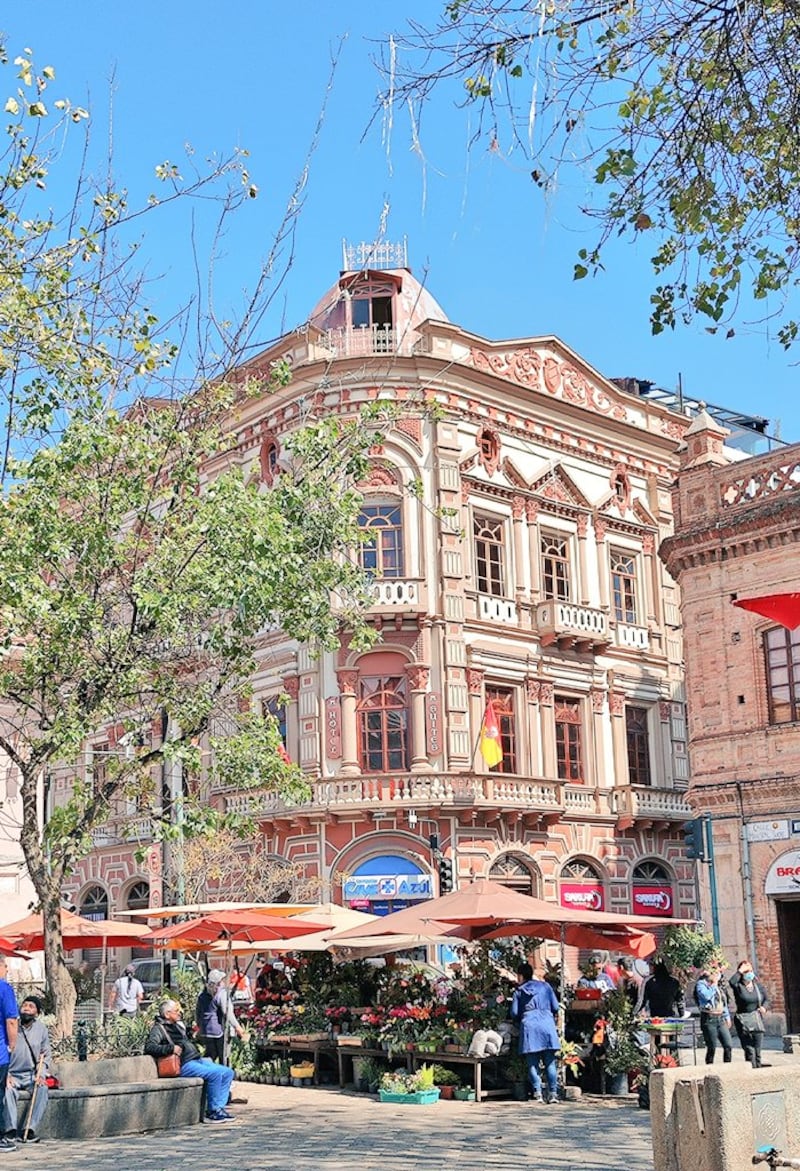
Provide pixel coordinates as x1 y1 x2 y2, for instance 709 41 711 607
406 663 432 773
335 669 360 776
589 686 607 791
577 514 590 606
282 675 300 763
512 495 527 601
467 667 485 773
608 688 628 786
525 676 542 775
538 681 556 779
526 500 541 603
594 515 609 611
643 533 661 627
659 700 674 787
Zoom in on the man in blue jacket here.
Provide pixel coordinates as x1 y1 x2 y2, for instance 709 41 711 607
510 962 561 1104
0 956 20 1151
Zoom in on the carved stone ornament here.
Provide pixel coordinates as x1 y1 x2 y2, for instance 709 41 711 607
477 425 501 476
406 664 430 691
359 463 401 491
335 669 359 695
539 682 554 706
525 499 540 524
608 690 625 717
466 667 485 695
659 700 672 722
642 532 655 555
282 675 300 701
594 516 607 542
512 495 525 521
577 513 589 538
590 688 605 714
525 677 541 704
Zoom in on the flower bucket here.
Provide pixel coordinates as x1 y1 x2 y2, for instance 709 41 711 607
379 1088 440 1105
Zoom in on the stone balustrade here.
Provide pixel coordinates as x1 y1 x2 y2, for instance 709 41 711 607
613 785 693 822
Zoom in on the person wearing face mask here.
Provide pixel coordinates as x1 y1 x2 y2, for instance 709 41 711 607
729 959 770 1068
3 995 51 1144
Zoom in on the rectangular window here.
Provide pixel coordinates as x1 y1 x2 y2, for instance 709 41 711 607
485 686 517 774
554 696 584 783
540 532 571 601
765 626 800 724
359 504 404 578
473 513 505 596
625 705 652 786
610 548 638 623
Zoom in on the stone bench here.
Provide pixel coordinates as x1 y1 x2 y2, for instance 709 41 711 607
16 1055 205 1140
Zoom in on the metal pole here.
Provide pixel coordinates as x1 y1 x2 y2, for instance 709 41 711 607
704 816 721 945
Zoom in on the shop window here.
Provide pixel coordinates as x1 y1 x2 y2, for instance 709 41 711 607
554 695 584 783
358 503 404 578
610 548 638 623
541 531 571 602
473 513 506 596
358 675 409 772
764 625 800 724
485 686 517 774
625 705 652 786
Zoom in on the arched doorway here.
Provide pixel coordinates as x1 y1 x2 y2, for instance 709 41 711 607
489 854 537 896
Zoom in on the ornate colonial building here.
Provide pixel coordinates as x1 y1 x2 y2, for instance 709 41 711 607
661 417 800 1031
67 244 698 960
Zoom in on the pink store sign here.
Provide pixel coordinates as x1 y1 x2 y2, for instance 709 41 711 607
631 884 673 916
560 883 605 912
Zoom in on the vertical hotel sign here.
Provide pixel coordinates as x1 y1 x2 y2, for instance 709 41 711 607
325 697 342 760
426 692 442 756
147 844 163 908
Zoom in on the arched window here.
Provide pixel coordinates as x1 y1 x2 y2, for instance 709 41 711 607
80 884 109 921
489 854 536 896
126 881 150 911
259 437 280 484
632 861 669 884
561 859 601 882
359 503 404 578
358 675 409 772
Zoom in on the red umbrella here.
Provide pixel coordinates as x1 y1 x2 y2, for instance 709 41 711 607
734 593 800 630
141 909 328 951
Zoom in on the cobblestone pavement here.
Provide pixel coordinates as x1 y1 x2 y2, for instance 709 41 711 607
7 1041 795 1171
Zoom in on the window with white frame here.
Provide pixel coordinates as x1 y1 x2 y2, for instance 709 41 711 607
610 547 639 623
473 512 506 596
540 531 572 602
358 502 404 578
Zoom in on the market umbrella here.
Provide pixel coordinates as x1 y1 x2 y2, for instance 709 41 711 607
207 904 384 955
141 909 328 951
734 593 800 630
123 901 315 920
1 908 151 951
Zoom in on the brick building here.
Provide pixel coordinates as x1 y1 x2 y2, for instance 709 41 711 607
61 245 698 972
660 413 800 1031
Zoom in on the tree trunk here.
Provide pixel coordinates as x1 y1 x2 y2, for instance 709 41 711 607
18 764 77 1038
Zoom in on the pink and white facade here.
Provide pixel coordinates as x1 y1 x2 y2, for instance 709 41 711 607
67 245 697 960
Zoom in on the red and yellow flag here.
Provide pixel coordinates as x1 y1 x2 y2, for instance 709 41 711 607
479 699 503 767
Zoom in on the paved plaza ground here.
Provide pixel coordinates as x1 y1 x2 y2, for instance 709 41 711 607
5 1038 796 1171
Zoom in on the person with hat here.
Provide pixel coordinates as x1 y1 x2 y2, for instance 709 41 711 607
196 970 244 1064
576 954 615 993
108 964 144 1016
3 994 51 1144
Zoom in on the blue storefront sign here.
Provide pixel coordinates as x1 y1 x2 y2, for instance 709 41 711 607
342 873 433 901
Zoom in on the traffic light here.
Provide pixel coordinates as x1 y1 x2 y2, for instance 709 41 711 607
683 817 706 861
438 856 454 894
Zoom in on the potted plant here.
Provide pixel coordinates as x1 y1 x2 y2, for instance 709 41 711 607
379 1064 441 1104
602 990 648 1096
356 1055 387 1093
431 1064 461 1100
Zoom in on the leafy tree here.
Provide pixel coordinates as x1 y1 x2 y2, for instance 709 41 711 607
174 828 324 906
383 1 800 344
0 46 381 1035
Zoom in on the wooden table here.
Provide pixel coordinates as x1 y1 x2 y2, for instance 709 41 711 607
255 1038 338 1085
408 1049 506 1105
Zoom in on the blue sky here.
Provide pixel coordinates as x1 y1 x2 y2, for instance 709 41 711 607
4 2 797 442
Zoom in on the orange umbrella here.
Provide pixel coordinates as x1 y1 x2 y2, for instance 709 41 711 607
141 909 328 951
2 908 150 951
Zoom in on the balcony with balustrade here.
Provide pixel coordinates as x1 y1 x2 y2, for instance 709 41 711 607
612 785 693 829
219 771 619 828
535 600 609 653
